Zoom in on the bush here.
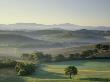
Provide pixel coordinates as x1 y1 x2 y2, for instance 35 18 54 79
0 59 17 68
95 44 110 50
68 53 81 60
15 62 36 76
21 53 30 60
44 54 52 62
54 54 66 62
102 45 110 50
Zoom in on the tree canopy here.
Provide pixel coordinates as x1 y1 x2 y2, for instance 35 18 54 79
65 66 78 79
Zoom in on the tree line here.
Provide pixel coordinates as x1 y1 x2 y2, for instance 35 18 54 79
0 44 109 77
21 44 110 62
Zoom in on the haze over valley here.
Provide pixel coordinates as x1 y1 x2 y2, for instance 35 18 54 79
0 23 110 57
0 0 110 82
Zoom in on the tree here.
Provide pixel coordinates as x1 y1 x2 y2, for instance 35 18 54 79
68 53 81 60
21 53 30 60
92 49 98 53
81 50 93 58
68 54 75 60
54 54 65 62
95 44 103 50
95 44 110 51
44 54 52 62
0 59 17 68
31 52 44 62
15 62 36 76
102 45 110 50
65 66 78 79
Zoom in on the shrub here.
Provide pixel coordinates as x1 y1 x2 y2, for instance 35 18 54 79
0 59 17 68
68 53 81 60
54 54 66 62
15 62 36 76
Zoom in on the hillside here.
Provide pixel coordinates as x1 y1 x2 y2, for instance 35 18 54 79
0 23 110 31
0 29 109 48
41 45 95 56
0 34 51 48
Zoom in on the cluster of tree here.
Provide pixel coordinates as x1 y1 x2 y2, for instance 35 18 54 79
21 52 52 62
0 58 36 76
80 44 110 58
0 59 17 68
54 54 66 62
80 49 97 58
15 62 36 76
95 44 110 50
21 44 110 62
21 52 81 62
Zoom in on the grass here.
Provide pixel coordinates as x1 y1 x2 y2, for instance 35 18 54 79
0 59 110 82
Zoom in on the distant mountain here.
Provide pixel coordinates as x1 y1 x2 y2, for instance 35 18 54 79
46 28 66 31
87 26 110 31
0 23 110 31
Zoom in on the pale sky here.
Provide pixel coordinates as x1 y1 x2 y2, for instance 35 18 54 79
0 0 110 26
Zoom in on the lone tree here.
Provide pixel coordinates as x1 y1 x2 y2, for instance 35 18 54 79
65 66 78 79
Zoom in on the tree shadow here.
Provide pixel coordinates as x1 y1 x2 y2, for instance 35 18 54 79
27 64 67 79
80 77 110 82
30 69 67 79
0 76 25 82
28 59 110 79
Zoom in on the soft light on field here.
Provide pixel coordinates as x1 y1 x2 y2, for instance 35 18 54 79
0 59 110 82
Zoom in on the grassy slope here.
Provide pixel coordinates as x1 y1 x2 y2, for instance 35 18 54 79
25 59 110 82
0 59 110 82
32 59 110 78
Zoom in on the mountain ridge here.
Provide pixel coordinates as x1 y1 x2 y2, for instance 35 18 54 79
0 23 110 31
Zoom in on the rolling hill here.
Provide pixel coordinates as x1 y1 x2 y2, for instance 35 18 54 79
0 33 52 48
0 29 109 48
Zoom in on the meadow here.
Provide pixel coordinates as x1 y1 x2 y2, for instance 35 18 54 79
0 59 110 82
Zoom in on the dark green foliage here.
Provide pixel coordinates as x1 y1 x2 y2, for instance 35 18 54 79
31 52 44 61
15 62 36 76
68 54 75 60
44 54 52 62
68 53 81 60
54 54 66 62
92 49 98 53
0 59 17 68
21 53 30 60
65 66 78 79
95 44 103 50
102 45 110 50
20 44 110 63
81 50 94 58
95 44 110 50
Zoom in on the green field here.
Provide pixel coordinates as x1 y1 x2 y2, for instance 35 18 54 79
0 59 110 82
